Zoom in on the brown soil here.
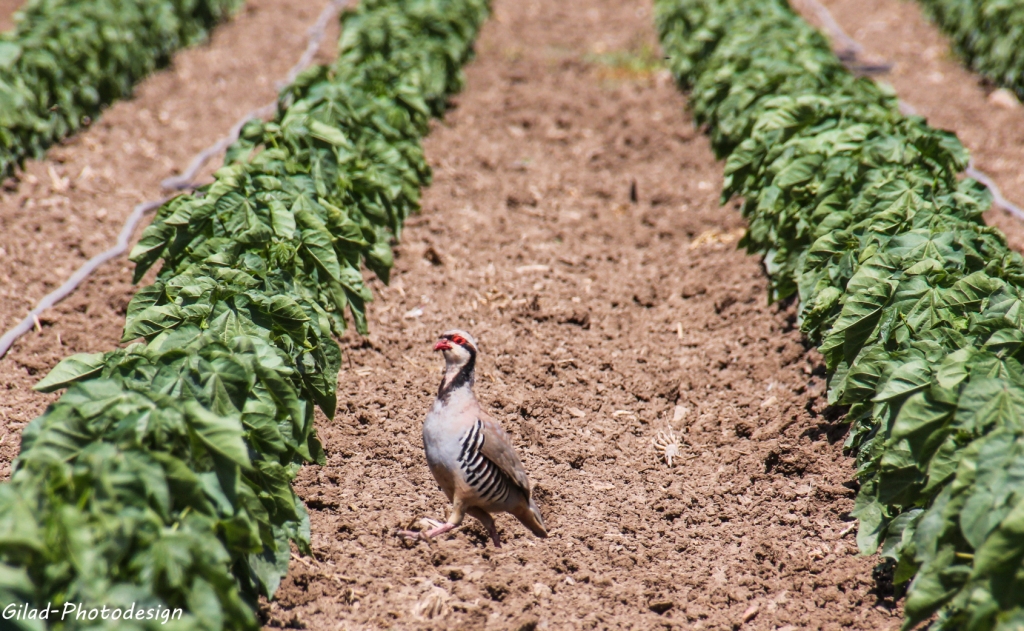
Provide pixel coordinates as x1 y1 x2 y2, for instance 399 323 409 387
795 0 1024 252
265 1 898 629
0 0 339 470
0 0 22 32
9 0 998 629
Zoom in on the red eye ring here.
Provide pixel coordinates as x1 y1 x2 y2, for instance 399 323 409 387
451 335 466 346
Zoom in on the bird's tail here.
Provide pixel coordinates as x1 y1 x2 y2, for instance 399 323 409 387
514 496 548 538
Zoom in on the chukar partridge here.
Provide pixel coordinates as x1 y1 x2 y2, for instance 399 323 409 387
399 329 547 548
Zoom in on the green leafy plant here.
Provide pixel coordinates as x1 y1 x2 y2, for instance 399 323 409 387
0 0 490 628
0 0 244 179
656 0 1024 629
917 0 1024 101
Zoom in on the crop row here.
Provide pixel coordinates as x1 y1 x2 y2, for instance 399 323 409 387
917 0 1024 101
656 0 1024 628
0 0 244 179
0 0 490 628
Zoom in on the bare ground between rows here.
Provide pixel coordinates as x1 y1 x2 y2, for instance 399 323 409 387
0 0 341 469
797 0 1024 251
267 1 897 629
0 0 21 32
0 0 901 629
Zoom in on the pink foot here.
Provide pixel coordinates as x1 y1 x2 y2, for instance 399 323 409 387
397 529 428 543
397 520 457 545
425 522 457 539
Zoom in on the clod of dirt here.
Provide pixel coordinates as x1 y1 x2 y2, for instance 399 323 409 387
680 282 707 298
411 583 451 620
988 87 1022 110
506 192 538 208
423 246 444 266
741 602 761 623
484 583 510 602
559 309 591 328
764 446 816 476
648 599 674 615
445 567 465 581
714 294 737 314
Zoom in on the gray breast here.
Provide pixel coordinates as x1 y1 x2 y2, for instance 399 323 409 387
457 419 513 506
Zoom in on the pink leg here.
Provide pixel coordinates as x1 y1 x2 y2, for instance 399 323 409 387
425 522 457 538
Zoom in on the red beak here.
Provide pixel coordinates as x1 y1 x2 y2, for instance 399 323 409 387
433 340 453 352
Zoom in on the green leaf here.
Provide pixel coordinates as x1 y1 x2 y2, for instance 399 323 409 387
0 43 22 69
904 546 968 625
853 481 889 555
258 294 311 331
946 271 1002 314
33 352 106 392
772 153 824 189
972 496 1024 579
122 304 187 341
874 359 932 402
955 377 1024 434
936 347 975 389
308 119 352 148
269 200 296 239
822 277 893 364
0 487 43 553
184 401 252 470
891 387 956 462
247 526 291 598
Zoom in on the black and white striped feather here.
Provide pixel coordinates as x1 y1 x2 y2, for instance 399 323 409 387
457 419 513 505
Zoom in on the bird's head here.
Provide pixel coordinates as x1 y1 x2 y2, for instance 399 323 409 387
434 329 478 369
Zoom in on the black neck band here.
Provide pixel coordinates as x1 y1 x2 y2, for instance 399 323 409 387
438 350 476 400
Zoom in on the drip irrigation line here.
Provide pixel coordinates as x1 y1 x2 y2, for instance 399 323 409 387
792 0 862 59
0 198 170 359
162 0 348 190
0 0 348 361
794 0 891 73
797 0 1024 222
279 0 348 90
966 161 1024 221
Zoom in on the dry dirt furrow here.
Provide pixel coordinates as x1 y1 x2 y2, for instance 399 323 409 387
0 0 900 629
0 0 21 31
797 0 1024 251
268 1 897 629
0 0 340 335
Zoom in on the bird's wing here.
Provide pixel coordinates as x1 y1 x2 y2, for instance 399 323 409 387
477 410 532 496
